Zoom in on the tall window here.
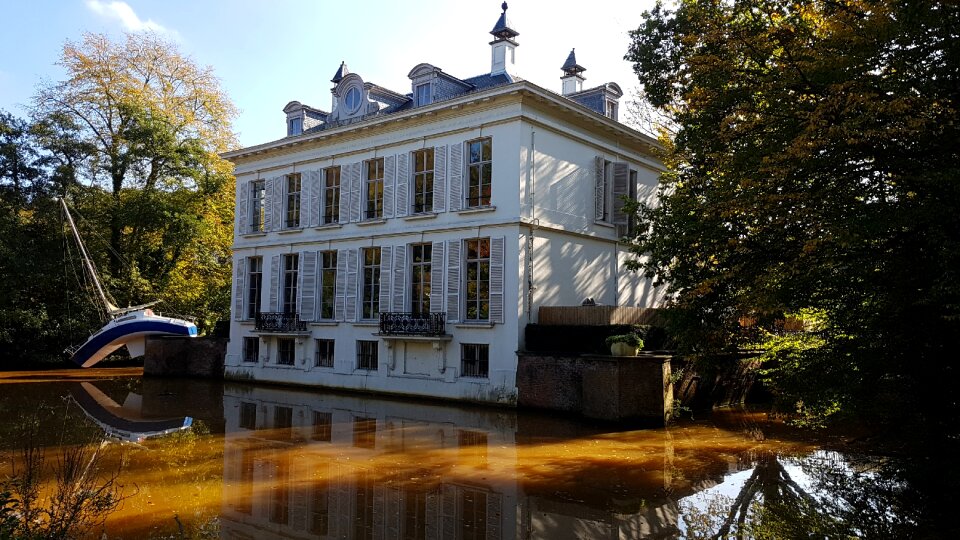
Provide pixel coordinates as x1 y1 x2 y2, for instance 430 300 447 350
318 251 337 319
250 180 265 233
465 238 490 321
322 166 341 224
361 247 381 320
242 337 259 364
364 158 384 220
461 343 489 378
277 337 296 366
460 488 488 539
282 253 299 314
410 244 431 314
467 138 492 207
315 338 335 368
412 148 434 213
285 173 301 228
246 256 262 319
357 341 378 371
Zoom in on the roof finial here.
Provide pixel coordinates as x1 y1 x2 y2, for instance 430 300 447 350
491 1 519 40
502 1 508 11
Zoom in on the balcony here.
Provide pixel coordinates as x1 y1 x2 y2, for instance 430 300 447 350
378 312 446 337
255 312 307 333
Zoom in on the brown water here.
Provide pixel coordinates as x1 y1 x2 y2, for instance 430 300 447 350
0 368 949 538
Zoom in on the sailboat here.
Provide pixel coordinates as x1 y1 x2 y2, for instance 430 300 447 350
60 198 198 368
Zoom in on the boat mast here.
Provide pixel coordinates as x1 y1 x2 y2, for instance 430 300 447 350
60 198 118 318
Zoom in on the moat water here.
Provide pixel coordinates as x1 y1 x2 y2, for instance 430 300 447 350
0 368 952 538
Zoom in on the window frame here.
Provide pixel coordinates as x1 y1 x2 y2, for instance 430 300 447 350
242 336 259 364
363 158 384 220
356 340 378 371
361 247 381 320
415 83 431 107
277 337 296 366
282 253 299 314
410 243 432 315
318 250 337 320
464 238 490 321
315 338 335 368
322 166 341 225
466 138 492 208
288 116 303 136
250 179 266 233
246 256 263 320
411 148 434 214
461 343 489 378
285 173 302 229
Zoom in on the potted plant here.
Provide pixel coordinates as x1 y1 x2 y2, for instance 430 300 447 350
605 333 644 356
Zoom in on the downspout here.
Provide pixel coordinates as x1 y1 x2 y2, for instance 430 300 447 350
527 130 537 320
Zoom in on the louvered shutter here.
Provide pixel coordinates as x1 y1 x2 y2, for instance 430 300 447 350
348 163 362 223
378 246 392 316
269 255 280 311
595 156 607 222
395 153 409 217
237 181 248 235
233 257 245 321
263 177 274 232
449 143 463 211
300 251 318 321
487 492 503 539
490 236 505 324
272 176 284 231
292 487 307 531
383 155 395 219
446 240 461 322
335 249 348 321
386 488 400 538
425 490 439 539
392 244 406 312
344 249 358 321
612 162 630 235
338 167 350 224
308 170 321 227
440 485 456 540
373 483 386 537
430 241 445 314
298 174 309 228
433 145 447 213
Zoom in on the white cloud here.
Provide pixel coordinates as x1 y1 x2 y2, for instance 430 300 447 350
85 1 172 34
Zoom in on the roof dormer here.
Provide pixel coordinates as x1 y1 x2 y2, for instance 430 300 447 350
283 101 328 136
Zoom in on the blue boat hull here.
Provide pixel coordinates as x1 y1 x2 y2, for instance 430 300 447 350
71 318 197 368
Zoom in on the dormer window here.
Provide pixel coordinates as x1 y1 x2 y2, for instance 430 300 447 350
415 83 431 106
344 87 362 113
288 117 302 136
605 100 618 120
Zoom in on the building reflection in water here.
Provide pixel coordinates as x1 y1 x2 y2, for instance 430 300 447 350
219 384 696 540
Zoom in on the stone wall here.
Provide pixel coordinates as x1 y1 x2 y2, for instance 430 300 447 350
144 336 225 378
517 353 672 425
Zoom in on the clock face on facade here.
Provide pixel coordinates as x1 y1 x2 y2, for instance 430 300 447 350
345 87 362 113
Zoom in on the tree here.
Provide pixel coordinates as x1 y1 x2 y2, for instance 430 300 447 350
624 1 960 427
33 32 237 329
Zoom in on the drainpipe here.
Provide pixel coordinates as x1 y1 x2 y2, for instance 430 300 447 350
526 131 537 320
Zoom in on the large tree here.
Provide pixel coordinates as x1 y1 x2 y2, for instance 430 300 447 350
33 32 238 330
625 1 960 426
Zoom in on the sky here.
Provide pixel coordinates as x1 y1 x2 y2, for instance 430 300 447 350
0 0 655 149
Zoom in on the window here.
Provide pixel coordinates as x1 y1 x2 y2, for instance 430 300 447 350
246 257 262 319
412 148 434 213
605 100 618 120
361 247 381 320
269 456 290 524
465 238 490 321
460 488 488 539
315 338 335 368
357 340 378 370
318 251 337 320
285 173 301 228
288 116 302 136
410 244 431 314
242 336 259 363
402 487 428 540
467 138 492 207
277 337 296 366
250 180 265 233
310 477 330 535
239 402 257 430
364 158 384 220
353 416 377 448
311 411 332 442
461 343 489 378
322 166 341 224
282 253 299 314
415 83 431 107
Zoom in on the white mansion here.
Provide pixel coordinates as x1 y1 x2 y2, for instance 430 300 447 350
223 4 666 404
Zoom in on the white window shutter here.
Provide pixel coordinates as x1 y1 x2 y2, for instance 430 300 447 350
344 249 358 321
612 162 630 235
300 250 317 321
298 174 310 229
433 145 447 213
308 170 321 227
233 256 245 321
348 163 362 223
392 244 406 312
272 176 283 231
396 153 409 217
449 143 463 211
335 249 348 321
379 246 392 316
430 241 445 314
383 155 396 219
446 239 461 323
338 167 350 224
237 181 248 235
269 254 280 312
490 236 505 324
595 156 607 222
263 178 274 232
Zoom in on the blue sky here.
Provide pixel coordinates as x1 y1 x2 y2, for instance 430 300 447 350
0 0 654 148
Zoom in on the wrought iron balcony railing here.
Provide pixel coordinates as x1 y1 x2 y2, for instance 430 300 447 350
379 312 446 336
255 312 307 333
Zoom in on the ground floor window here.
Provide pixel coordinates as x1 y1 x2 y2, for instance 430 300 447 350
243 337 259 363
357 340 378 370
315 339 335 368
277 338 296 366
461 343 489 378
